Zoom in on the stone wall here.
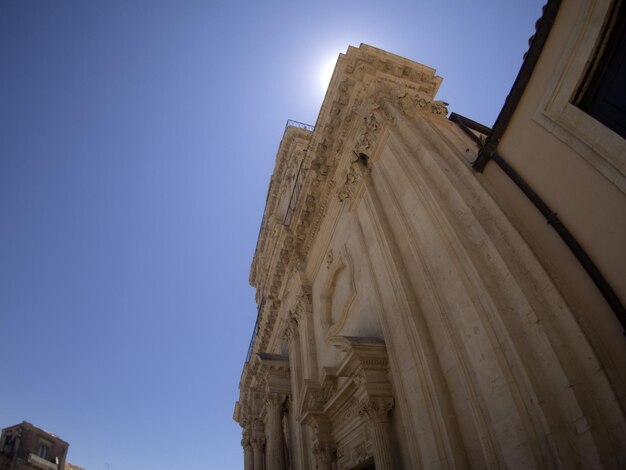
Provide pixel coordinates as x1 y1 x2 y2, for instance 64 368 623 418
234 40 626 469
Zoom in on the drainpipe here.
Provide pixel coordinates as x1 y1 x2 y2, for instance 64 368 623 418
460 0 626 330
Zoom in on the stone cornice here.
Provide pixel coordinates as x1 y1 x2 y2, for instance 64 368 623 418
234 382 265 427
299 368 338 421
256 352 291 395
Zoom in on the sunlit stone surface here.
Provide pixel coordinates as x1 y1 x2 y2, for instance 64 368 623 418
234 32 626 469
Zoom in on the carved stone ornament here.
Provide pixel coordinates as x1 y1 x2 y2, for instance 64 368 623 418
293 293 307 320
359 397 394 424
353 103 389 156
351 443 368 465
306 390 324 412
326 249 334 268
389 86 448 117
282 311 299 345
310 155 330 188
313 441 336 463
338 159 370 202
265 392 288 411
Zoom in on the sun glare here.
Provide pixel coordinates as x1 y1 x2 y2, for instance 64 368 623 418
320 56 338 92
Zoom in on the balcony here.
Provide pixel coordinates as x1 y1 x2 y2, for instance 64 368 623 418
28 453 58 470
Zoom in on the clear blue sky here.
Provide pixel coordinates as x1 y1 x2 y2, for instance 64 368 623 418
0 1 544 468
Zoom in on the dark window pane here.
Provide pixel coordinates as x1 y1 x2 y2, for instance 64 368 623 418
577 2 626 139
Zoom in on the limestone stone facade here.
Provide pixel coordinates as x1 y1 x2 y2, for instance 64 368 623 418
234 2 626 467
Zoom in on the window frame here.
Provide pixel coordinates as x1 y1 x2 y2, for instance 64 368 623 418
533 0 626 194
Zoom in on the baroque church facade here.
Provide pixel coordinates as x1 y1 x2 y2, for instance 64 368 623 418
234 0 626 468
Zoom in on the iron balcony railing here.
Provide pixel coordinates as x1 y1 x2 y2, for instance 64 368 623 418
246 297 265 363
284 119 314 133
251 120 314 261
284 157 305 226
245 119 315 365
283 119 313 226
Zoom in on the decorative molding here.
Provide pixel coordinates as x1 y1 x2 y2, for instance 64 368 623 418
338 399 362 424
281 310 299 345
294 290 312 321
353 102 393 159
338 158 370 202
256 352 291 404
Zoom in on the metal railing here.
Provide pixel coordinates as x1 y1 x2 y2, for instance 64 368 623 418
282 119 313 225
245 297 265 363
284 119 314 134
284 157 306 226
245 119 315 365
251 120 314 263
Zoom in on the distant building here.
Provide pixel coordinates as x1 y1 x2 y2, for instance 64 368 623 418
234 0 626 468
0 422 84 470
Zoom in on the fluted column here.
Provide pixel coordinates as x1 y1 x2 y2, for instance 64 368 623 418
360 398 394 470
265 393 287 470
241 428 253 470
251 421 265 470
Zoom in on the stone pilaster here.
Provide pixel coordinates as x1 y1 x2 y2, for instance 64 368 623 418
264 393 287 470
296 291 319 383
359 397 394 470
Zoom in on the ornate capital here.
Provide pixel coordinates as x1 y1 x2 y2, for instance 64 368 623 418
265 392 287 412
359 397 394 424
241 436 252 451
251 435 265 450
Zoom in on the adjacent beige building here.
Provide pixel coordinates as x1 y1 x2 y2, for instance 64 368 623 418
234 1 626 468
